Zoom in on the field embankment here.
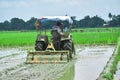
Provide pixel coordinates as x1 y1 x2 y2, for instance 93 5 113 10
97 38 120 80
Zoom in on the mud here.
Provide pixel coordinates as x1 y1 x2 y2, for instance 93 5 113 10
0 46 115 80
0 47 73 80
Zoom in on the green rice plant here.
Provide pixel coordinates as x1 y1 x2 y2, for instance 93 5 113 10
0 31 37 47
72 28 120 45
103 73 113 80
103 38 120 80
56 65 74 80
0 28 120 47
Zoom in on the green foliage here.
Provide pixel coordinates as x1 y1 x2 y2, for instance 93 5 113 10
0 28 120 47
0 31 37 47
103 38 120 80
56 65 74 80
79 15 105 28
103 73 113 80
108 13 112 20
72 28 120 45
0 14 120 31
0 17 37 31
26 17 37 30
10 18 26 30
110 15 120 27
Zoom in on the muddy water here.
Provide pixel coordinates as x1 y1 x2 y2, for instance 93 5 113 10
0 48 27 71
0 48 71 80
0 48 21 57
74 46 115 80
0 46 115 80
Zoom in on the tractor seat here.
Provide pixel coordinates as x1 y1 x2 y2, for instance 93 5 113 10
51 30 60 37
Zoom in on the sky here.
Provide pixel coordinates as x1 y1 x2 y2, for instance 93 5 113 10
0 0 120 22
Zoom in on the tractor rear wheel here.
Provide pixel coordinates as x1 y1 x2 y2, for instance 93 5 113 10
63 41 72 59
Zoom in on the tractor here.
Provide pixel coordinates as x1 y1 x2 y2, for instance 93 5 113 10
26 16 75 63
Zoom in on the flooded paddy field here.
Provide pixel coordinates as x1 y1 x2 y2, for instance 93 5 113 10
0 45 115 80
74 45 115 80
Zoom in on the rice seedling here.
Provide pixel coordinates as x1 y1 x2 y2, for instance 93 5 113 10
73 31 120 45
0 27 120 47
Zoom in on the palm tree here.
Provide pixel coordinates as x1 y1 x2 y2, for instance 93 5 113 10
108 13 112 21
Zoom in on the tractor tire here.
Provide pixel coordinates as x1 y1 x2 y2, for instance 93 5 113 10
72 42 76 55
35 41 44 51
63 41 72 59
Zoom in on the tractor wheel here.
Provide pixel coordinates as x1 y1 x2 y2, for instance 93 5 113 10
63 41 72 59
72 42 76 55
35 41 43 51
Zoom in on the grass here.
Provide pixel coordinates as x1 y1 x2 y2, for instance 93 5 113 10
103 38 120 80
73 27 120 32
73 31 120 44
72 27 120 45
103 73 113 80
0 30 52 47
0 31 37 47
0 28 120 47
56 65 74 80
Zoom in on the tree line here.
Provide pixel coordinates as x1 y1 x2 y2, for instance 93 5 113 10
0 13 120 31
0 17 37 31
72 13 120 28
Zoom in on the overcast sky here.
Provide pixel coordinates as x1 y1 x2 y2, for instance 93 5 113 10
0 0 120 22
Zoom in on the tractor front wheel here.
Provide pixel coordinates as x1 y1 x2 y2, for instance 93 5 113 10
35 41 44 51
63 41 72 59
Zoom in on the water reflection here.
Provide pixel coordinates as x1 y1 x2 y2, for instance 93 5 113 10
74 46 115 80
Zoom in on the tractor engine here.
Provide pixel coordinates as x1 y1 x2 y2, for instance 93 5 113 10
51 29 61 50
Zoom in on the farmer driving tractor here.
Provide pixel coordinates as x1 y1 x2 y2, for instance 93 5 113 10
52 22 64 36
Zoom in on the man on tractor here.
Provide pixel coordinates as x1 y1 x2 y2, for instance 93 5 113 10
52 22 64 36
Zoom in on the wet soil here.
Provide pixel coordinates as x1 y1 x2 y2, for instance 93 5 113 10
0 47 73 80
0 46 115 80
